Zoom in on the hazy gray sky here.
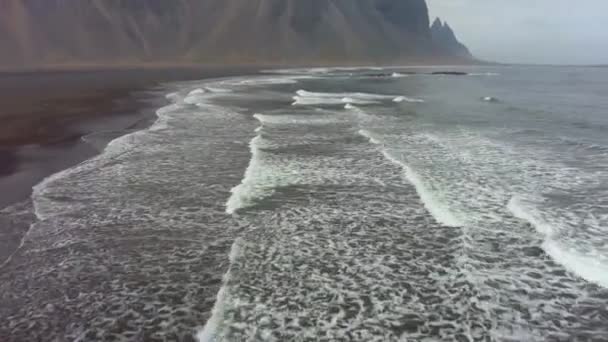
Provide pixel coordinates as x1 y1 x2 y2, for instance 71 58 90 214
427 0 608 65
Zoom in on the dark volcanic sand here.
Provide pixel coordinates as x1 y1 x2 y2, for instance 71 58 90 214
0 66 256 265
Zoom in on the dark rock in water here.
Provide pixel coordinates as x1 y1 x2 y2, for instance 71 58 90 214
0 0 473 68
362 73 395 78
361 72 418 78
522 246 545 257
431 71 469 75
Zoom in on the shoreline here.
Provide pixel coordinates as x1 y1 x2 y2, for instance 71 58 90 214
0 66 258 209
0 66 259 265
0 62 492 78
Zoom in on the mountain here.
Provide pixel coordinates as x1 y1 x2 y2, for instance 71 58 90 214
0 0 472 69
430 17 472 59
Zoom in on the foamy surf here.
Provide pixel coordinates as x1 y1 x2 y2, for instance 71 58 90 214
384 152 463 227
196 238 243 342
358 129 463 227
543 240 608 288
509 196 608 288
225 134 265 215
188 88 206 96
31 98 185 222
293 90 422 106
292 96 377 106
507 196 556 236
357 128 381 145
393 96 425 103
237 78 299 86
5 66 608 341
2 84 202 271
296 89 396 100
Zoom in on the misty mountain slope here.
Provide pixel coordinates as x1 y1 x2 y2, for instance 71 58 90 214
0 0 472 68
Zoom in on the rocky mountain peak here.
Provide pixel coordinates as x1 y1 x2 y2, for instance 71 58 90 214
430 16 472 58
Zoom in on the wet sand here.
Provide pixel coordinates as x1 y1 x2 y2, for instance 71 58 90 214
0 66 257 264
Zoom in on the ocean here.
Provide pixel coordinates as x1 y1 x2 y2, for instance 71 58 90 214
1 65 608 341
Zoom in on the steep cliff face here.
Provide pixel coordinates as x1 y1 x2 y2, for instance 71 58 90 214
430 17 472 59
0 0 471 68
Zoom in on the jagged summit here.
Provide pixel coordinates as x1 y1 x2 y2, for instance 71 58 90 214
0 0 473 68
430 17 472 58
431 17 444 30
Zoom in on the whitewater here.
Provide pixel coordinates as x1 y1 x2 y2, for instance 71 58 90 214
2 66 608 341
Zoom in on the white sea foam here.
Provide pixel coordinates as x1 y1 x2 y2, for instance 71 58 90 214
188 88 206 96
293 90 420 106
508 196 608 288
267 67 381 75
292 96 376 106
196 238 243 342
31 169 76 222
184 95 204 105
238 78 299 86
165 92 181 101
181 82 241 106
31 99 182 221
344 104 375 123
385 152 463 227
225 135 265 215
358 129 462 227
296 90 396 100
28 74 248 223
543 240 608 288
507 196 555 236
150 103 183 131
393 96 425 103
357 129 381 145
12 69 607 340
223 112 283 214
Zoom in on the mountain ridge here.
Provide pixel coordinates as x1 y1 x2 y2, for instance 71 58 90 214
0 0 473 68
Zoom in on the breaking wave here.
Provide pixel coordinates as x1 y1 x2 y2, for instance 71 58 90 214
293 90 422 106
358 129 462 227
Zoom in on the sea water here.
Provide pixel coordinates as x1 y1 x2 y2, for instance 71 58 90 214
2 66 608 341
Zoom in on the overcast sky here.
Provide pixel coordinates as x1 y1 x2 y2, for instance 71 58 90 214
427 0 608 65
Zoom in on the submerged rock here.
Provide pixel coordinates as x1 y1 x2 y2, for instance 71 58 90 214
431 71 469 75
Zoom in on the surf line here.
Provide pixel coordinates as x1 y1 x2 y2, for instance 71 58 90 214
349 106 462 227
196 238 243 342
202 114 267 340
225 114 266 215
